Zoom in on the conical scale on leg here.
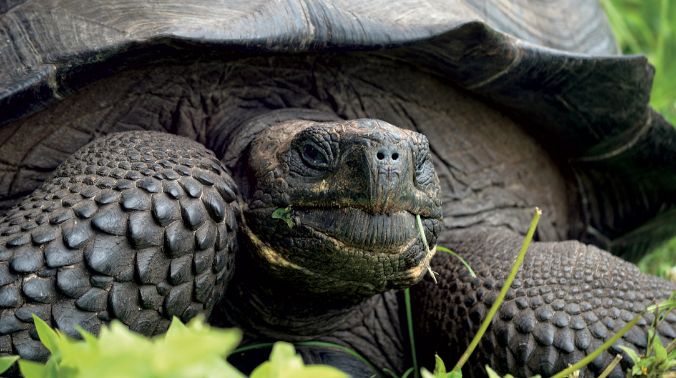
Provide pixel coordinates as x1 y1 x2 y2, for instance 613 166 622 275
0 131 240 361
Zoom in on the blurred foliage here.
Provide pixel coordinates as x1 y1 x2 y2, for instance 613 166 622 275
619 292 676 377
250 343 346 378
19 315 244 378
12 315 347 378
601 0 676 280
601 0 676 123
639 237 676 281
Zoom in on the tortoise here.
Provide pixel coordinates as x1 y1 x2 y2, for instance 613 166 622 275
0 0 675 377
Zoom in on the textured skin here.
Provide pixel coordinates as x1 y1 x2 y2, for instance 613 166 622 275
0 131 238 360
413 230 676 377
0 121 673 378
2 0 675 261
0 55 572 245
239 118 441 299
226 290 408 376
0 59 672 376
0 1 672 375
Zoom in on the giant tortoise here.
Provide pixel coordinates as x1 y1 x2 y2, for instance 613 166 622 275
0 1 674 377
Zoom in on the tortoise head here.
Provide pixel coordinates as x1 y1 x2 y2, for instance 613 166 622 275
239 117 442 298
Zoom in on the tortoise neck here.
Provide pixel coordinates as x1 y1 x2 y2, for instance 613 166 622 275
219 262 378 338
215 232 379 338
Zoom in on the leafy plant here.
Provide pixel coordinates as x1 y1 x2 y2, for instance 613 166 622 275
0 356 18 375
19 315 243 378
550 293 676 378
619 292 676 377
250 342 346 378
484 365 532 378
11 315 346 378
420 355 460 378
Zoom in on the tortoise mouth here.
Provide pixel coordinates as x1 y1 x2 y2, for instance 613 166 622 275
296 207 421 253
244 204 440 294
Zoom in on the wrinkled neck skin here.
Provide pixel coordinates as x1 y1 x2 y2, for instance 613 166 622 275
218 232 383 339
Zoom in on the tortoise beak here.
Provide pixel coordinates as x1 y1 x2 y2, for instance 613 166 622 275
354 137 440 219
365 141 411 214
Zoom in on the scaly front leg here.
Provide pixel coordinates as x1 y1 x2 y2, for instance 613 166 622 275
412 229 675 377
0 131 240 361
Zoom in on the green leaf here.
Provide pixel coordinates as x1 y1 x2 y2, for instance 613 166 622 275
646 299 676 313
653 335 668 362
18 360 48 378
32 314 60 355
618 345 641 364
18 315 357 378
52 317 249 378
485 366 502 378
272 207 294 228
155 316 242 375
0 355 18 374
250 342 347 378
401 367 416 378
420 368 435 378
448 368 463 378
433 354 447 377
253 342 303 377
75 326 98 346
483 366 515 378
166 315 188 335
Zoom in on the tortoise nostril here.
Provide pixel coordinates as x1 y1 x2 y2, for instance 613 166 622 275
376 148 401 163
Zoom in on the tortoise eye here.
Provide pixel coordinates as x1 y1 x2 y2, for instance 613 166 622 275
301 142 329 168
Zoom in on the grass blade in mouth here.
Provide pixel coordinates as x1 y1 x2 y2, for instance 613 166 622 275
415 214 437 283
437 246 476 278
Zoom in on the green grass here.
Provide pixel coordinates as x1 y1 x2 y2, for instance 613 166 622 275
618 292 676 377
601 0 676 281
450 209 541 374
601 0 676 123
639 237 676 281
